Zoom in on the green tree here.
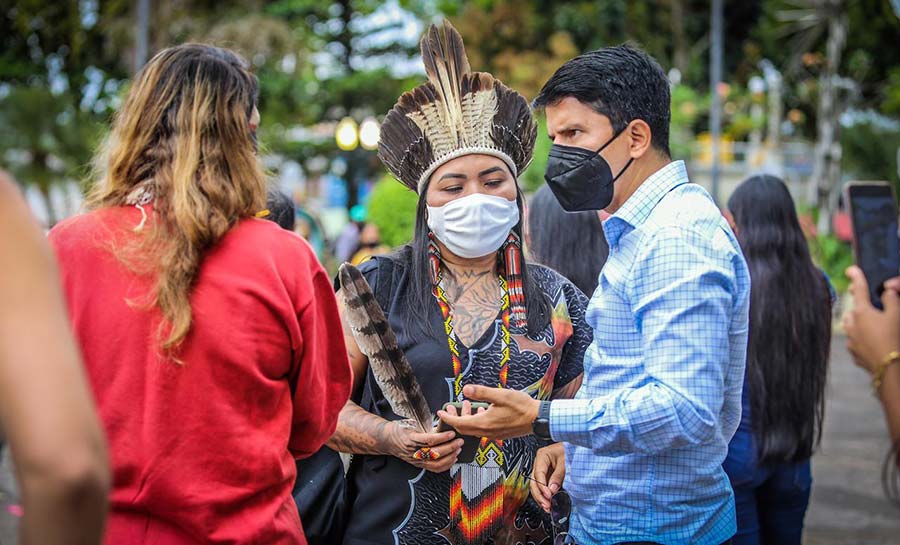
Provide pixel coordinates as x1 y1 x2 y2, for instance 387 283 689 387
841 117 900 190
519 116 551 193
212 0 431 207
366 174 419 247
0 87 102 223
2 0 430 213
1 0 131 221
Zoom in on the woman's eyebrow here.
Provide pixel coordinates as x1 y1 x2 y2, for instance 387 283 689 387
478 166 504 177
438 172 467 181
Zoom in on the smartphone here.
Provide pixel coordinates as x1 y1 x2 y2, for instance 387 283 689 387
436 402 490 464
846 182 900 309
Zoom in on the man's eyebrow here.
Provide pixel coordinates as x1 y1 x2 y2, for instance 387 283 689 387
547 123 579 140
559 123 584 132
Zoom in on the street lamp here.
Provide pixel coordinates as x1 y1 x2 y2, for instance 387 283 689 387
359 117 380 150
335 117 359 151
748 76 766 167
759 59 783 150
709 0 724 205
335 116 380 151
333 116 381 209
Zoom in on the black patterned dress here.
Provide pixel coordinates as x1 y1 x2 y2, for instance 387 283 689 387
341 255 592 545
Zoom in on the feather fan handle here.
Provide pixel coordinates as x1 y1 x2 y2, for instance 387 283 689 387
338 264 433 433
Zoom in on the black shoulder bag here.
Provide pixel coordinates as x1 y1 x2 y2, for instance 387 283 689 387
293 257 395 545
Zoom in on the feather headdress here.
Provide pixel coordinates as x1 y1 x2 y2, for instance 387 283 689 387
378 20 537 193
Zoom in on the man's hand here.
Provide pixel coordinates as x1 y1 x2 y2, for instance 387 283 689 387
436 384 540 440
843 266 900 373
530 443 565 513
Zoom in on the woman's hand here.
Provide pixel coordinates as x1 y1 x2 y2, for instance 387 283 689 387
843 266 900 373
387 421 463 473
391 400 488 472
530 443 566 513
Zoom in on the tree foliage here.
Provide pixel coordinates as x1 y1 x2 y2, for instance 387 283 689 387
1 0 898 217
366 174 419 247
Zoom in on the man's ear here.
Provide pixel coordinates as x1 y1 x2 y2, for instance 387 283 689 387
723 209 738 235
627 119 654 160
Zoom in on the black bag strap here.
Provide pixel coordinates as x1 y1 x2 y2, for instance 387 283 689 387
372 256 395 314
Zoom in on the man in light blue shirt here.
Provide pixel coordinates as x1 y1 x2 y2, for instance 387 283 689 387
439 45 750 545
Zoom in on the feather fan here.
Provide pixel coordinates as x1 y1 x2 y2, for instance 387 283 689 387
338 263 433 433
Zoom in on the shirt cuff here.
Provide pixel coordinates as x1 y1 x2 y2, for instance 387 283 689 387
549 398 602 445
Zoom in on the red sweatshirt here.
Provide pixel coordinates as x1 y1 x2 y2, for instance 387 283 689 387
49 206 352 545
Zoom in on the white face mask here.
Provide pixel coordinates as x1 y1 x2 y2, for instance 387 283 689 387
426 193 520 258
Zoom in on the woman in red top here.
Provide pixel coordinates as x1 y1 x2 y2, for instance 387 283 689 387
48 44 352 544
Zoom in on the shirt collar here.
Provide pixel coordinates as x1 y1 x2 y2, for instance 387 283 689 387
603 160 689 247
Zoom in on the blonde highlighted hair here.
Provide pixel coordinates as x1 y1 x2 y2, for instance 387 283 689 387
87 43 266 355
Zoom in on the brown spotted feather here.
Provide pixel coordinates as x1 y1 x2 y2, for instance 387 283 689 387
338 264 433 433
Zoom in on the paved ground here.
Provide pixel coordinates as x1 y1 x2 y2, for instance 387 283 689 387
804 335 900 544
0 336 897 544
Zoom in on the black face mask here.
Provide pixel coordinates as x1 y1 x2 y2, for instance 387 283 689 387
544 128 634 211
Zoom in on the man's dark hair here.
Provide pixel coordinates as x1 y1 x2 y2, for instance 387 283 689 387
533 44 671 157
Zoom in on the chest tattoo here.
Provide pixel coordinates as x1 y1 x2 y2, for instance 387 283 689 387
443 269 502 347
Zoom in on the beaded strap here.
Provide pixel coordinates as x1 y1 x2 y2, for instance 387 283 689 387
428 234 512 543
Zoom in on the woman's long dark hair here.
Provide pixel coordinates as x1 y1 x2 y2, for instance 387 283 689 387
728 175 832 465
394 182 551 340
528 185 608 296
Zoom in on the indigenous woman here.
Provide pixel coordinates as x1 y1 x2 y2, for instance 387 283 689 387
329 22 592 545
48 44 352 544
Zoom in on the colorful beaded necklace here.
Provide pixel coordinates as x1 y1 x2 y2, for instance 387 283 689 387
427 231 527 543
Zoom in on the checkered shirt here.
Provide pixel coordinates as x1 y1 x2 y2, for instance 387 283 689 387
549 160 750 545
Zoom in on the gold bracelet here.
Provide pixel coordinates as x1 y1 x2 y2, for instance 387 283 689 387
873 351 900 394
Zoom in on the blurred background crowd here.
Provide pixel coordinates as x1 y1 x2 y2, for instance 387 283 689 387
3 0 900 296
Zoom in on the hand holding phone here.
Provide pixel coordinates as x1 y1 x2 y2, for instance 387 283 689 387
437 401 489 464
846 182 900 309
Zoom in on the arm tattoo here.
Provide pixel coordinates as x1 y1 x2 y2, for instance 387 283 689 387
327 400 403 455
